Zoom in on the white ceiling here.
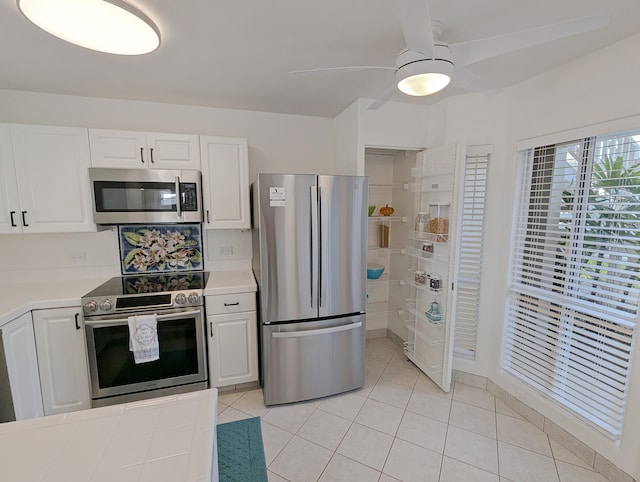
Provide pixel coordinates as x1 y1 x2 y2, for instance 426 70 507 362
1 0 640 118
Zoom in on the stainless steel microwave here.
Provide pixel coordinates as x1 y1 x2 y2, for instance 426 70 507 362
89 168 203 224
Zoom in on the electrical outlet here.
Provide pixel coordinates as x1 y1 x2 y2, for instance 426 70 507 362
69 252 86 263
219 246 234 256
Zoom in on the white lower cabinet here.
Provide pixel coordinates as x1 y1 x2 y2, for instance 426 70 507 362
205 293 258 387
32 307 91 415
0 312 44 420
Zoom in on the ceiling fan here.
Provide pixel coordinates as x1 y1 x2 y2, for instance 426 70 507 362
291 0 608 109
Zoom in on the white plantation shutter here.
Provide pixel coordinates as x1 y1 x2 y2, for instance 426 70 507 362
503 131 640 441
454 154 489 358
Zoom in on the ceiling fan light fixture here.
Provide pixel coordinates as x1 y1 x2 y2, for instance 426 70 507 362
395 47 454 96
396 58 453 96
17 0 160 55
398 71 451 96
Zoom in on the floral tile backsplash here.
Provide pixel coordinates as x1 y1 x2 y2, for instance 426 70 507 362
119 224 203 274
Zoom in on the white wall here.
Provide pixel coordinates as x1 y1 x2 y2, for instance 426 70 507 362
335 98 432 177
0 89 336 279
437 33 640 478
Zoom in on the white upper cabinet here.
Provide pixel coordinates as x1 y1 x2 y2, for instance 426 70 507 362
0 124 95 234
0 125 19 233
89 129 200 170
200 136 250 229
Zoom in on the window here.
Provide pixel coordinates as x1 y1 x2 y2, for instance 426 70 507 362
502 129 640 441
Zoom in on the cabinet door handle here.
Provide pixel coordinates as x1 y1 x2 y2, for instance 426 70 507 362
9 211 16 227
21 211 28 227
224 302 240 307
74 313 81 330
140 147 145 163
209 321 213 335
206 210 210 223
150 147 154 164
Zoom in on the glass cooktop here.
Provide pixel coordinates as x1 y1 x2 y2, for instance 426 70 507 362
84 271 209 297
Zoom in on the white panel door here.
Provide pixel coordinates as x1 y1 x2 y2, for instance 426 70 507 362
0 124 20 233
32 307 91 415
200 136 250 229
405 142 464 393
207 311 258 387
88 129 148 168
1 312 44 420
11 124 94 233
90 129 200 170
147 132 200 169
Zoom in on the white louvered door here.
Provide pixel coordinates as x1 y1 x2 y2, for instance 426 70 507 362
453 150 489 358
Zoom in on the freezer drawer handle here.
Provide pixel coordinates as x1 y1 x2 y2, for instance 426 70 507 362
272 321 362 339
224 302 239 306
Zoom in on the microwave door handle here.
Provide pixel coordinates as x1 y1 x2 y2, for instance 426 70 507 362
175 176 182 218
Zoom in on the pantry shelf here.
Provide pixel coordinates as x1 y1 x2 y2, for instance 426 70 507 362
369 183 409 190
368 216 407 222
368 248 406 256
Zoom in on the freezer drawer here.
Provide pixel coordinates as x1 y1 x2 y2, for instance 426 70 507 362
262 315 365 405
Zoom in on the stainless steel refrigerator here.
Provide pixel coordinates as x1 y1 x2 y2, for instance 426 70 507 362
252 173 368 405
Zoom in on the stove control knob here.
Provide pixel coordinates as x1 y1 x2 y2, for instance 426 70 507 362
188 292 200 304
99 299 113 312
175 293 187 305
84 301 98 313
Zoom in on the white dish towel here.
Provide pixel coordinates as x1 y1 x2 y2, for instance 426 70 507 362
128 314 159 364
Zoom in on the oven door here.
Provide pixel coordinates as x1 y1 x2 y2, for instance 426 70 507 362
84 308 207 402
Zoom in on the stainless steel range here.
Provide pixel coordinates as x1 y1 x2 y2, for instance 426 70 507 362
81 271 209 407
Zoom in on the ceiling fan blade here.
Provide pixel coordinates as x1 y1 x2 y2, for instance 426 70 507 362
289 66 394 74
368 84 397 110
450 14 609 67
453 66 496 93
395 0 435 57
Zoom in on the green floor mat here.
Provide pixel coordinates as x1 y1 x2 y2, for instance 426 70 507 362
217 417 268 482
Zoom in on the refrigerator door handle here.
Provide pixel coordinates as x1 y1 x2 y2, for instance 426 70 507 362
272 321 362 339
318 186 329 308
310 185 319 310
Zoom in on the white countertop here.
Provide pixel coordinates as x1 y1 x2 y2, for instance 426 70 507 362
0 388 219 482
203 269 256 296
0 277 110 327
0 269 256 327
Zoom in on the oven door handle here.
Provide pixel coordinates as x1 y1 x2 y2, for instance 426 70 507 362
84 309 202 327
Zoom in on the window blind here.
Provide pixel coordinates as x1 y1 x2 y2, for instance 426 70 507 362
503 131 639 441
454 154 489 358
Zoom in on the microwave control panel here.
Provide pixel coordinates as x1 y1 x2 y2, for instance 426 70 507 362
180 183 198 211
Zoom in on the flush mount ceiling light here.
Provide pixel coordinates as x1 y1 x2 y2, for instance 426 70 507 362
17 0 160 55
395 47 454 97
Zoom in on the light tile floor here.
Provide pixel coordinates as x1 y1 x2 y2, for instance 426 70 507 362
216 337 609 482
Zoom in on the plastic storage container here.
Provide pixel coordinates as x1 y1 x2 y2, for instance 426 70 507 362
429 203 450 242
414 212 429 236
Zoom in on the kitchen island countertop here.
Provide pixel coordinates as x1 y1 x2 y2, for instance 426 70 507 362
0 388 219 481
